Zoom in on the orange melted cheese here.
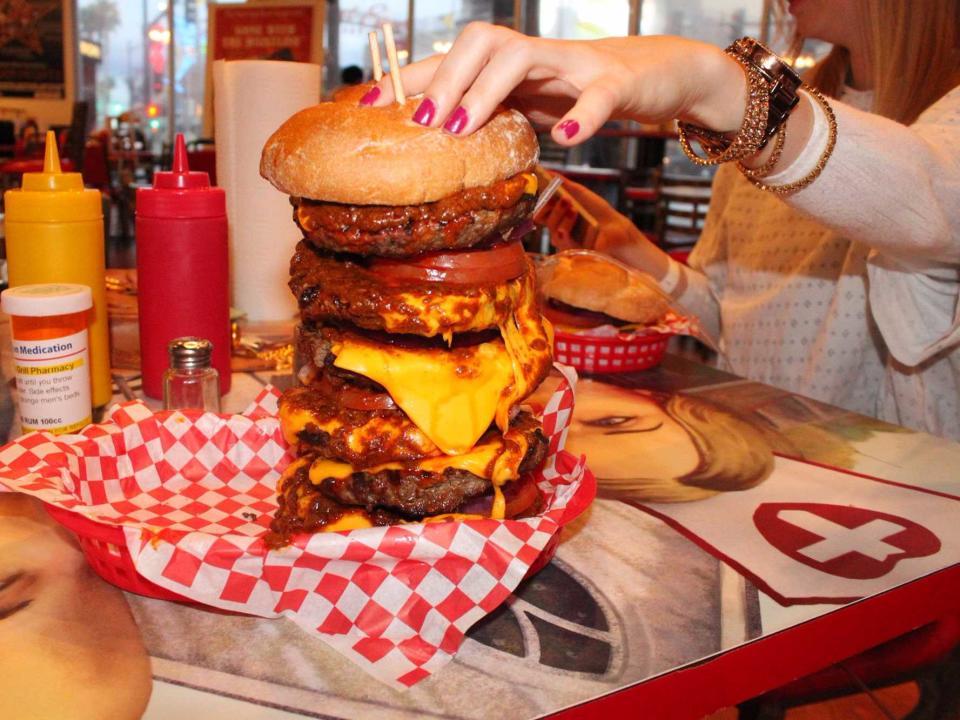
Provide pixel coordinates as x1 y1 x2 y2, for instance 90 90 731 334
332 267 551 457
332 337 515 456
522 172 538 196
279 404 440 457
305 427 531 520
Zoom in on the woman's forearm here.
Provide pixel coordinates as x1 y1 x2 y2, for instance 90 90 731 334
778 96 960 264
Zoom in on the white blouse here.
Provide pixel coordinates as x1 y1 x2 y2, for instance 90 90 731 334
674 84 960 440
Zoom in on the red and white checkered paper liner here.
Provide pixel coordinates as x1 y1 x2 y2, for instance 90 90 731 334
0 365 591 688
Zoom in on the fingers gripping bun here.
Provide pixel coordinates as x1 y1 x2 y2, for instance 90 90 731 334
541 253 672 325
260 99 539 205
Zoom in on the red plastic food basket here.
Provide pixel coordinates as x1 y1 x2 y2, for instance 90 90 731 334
553 329 671 373
45 503 194 603
43 457 595 604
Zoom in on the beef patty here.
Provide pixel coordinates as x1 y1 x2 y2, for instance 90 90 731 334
268 459 405 545
289 242 533 336
269 448 545 544
275 411 547 523
293 174 535 257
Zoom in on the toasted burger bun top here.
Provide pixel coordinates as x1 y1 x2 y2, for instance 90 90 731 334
260 97 539 205
540 253 672 325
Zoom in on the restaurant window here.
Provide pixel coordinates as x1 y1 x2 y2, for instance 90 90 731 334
412 1 516 63
325 1 409 92
639 0 763 47
538 0 630 39
77 0 208 150
172 0 209 144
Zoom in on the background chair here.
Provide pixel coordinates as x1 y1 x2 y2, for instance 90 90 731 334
186 137 217 185
654 174 713 251
0 120 15 159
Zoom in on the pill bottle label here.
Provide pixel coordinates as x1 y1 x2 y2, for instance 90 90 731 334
12 329 92 434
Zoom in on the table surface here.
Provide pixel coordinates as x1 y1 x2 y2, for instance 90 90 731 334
0 317 957 720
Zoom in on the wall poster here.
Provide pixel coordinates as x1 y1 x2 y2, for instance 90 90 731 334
0 0 65 98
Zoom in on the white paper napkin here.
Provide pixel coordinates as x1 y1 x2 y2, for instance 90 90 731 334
213 59 320 322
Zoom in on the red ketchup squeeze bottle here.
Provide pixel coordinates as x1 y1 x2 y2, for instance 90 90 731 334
136 134 231 398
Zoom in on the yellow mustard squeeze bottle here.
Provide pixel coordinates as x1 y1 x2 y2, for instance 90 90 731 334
4 131 111 409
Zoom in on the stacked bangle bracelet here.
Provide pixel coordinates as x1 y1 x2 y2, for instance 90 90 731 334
677 38 837 195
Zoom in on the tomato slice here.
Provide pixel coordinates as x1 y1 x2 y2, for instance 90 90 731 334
503 473 542 518
541 300 606 329
338 385 397 411
370 241 528 285
317 375 397 411
458 472 542 518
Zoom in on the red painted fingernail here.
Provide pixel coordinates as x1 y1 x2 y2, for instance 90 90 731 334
444 106 469 134
412 97 437 125
359 86 380 106
557 119 580 139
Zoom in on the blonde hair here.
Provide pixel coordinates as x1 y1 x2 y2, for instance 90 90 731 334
777 0 960 124
595 393 773 503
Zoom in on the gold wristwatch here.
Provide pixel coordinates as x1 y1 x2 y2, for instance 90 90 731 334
682 37 802 157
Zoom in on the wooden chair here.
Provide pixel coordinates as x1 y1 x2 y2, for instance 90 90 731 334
537 133 569 165
82 139 133 241
654 174 713 250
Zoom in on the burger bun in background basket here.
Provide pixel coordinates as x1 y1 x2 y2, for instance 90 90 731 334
537 250 715 374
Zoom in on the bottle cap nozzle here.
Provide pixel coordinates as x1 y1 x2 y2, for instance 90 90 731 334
21 131 84 192
172 133 188 174
43 130 61 173
154 132 210 190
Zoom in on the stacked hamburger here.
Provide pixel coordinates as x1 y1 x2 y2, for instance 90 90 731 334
259 97 553 539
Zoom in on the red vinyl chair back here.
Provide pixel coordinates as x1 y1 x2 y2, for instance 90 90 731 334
81 141 111 191
187 148 216 186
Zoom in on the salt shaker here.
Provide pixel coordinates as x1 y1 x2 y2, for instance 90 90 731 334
163 337 221 412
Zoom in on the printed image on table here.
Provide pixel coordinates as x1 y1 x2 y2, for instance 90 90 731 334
0 493 152 720
128 498 736 720
531 377 775 503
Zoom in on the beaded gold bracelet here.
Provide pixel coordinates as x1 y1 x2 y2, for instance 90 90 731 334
677 52 771 166
738 121 787 179
740 86 837 194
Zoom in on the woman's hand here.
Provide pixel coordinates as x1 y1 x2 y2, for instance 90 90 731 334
536 177 670 279
364 23 746 146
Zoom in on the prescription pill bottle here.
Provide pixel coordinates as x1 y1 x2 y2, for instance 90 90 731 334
1 284 93 435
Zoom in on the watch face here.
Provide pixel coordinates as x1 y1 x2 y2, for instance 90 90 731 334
735 37 801 88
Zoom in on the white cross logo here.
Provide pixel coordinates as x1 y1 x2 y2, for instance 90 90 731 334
777 510 904 563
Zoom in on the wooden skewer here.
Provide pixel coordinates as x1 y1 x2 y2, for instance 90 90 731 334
367 31 383 81
382 23 405 104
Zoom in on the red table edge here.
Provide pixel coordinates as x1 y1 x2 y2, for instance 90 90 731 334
544 563 960 720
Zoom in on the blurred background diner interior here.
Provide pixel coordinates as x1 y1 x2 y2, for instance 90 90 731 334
0 0 830 274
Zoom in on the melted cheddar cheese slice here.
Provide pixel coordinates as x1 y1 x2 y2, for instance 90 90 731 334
333 266 551 456
333 337 515 455
522 172 538 195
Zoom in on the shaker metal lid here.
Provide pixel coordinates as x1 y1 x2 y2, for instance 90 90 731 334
167 336 214 369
